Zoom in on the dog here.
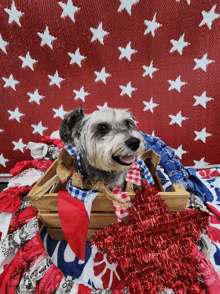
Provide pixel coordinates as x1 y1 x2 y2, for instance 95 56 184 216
59 107 145 188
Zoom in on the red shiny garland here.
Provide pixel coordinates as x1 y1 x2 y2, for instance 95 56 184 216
91 182 210 294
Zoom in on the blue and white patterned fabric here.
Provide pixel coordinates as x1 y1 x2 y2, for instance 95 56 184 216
135 158 154 185
67 180 91 203
65 143 84 176
140 132 213 203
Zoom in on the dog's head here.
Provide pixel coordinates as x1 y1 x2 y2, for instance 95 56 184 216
59 107 145 172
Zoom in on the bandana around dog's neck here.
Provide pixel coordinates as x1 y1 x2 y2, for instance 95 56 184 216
64 143 154 185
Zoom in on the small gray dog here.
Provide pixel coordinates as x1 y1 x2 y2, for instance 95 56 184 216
59 107 145 188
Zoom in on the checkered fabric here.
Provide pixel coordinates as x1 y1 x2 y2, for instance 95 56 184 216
64 144 84 176
126 162 142 186
67 180 91 203
135 158 154 185
112 187 132 222
65 143 77 156
64 145 154 214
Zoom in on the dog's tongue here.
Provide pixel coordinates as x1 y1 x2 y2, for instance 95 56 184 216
120 155 135 164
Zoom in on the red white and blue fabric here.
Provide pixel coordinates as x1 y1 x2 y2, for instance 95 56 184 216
1 132 220 292
41 166 220 292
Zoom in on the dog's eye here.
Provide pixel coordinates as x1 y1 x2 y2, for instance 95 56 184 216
98 124 109 133
124 120 130 127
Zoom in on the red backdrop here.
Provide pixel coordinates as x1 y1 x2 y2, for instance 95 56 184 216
1 0 220 173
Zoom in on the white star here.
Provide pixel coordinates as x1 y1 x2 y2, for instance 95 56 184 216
8 107 24 122
0 129 3 133
199 4 220 30
48 71 64 88
144 13 162 37
194 127 212 143
193 53 214 72
118 42 137 61
168 76 187 92
68 48 86 67
0 154 9 167
193 157 209 169
119 81 137 98
0 34 9 54
175 0 190 5
73 86 90 102
90 22 109 45
193 91 213 108
2 74 19 91
94 67 111 84
12 139 26 152
31 121 48 136
97 102 110 110
27 89 44 105
143 97 159 113
59 0 80 22
173 145 188 160
118 0 139 15
4 1 24 27
37 26 56 49
169 111 188 127
19 51 38 70
151 130 160 139
53 105 68 119
170 34 190 55
143 60 158 79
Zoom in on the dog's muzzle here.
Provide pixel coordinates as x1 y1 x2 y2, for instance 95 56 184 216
112 137 141 166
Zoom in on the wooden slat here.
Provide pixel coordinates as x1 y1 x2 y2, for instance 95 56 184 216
35 185 189 215
30 194 58 211
159 184 189 211
28 160 59 196
30 191 136 212
38 212 117 229
47 228 98 241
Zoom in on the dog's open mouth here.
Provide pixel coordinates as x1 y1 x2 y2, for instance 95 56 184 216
112 155 136 166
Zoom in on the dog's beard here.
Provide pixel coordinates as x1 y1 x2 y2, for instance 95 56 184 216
79 132 145 172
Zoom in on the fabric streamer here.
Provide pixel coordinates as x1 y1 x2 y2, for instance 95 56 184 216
0 185 33 214
9 160 53 177
58 190 98 261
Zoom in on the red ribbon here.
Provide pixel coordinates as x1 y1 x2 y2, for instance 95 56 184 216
35 264 64 294
58 190 89 261
0 185 33 214
8 206 37 234
0 235 45 294
192 246 220 294
10 159 53 177
41 136 65 149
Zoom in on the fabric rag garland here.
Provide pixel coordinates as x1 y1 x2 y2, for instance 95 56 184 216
91 182 211 294
1 134 220 294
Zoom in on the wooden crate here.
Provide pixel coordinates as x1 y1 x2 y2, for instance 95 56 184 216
28 151 190 241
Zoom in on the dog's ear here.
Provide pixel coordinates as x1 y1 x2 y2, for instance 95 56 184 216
59 107 84 144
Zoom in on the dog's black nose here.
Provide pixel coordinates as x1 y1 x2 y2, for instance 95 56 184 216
125 137 140 151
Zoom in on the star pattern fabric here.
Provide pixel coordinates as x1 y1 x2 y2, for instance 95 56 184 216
0 0 220 173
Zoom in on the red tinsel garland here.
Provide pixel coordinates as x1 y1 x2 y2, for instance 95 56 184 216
91 182 210 294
